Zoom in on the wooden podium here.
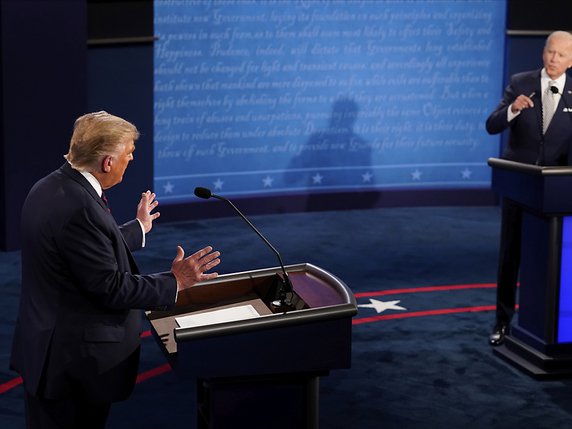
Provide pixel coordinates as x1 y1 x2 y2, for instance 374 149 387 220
146 263 357 428
489 157 572 378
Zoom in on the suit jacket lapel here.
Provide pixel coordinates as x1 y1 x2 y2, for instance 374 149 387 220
526 70 543 131
561 78 572 114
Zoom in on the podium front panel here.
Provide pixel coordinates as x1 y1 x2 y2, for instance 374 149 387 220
558 216 572 343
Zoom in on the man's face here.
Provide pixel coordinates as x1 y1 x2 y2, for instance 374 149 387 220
543 36 572 79
104 139 135 189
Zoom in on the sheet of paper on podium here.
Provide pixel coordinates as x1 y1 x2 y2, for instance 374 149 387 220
175 304 261 329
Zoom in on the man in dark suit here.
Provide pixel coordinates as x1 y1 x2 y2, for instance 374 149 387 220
486 31 572 346
10 111 221 428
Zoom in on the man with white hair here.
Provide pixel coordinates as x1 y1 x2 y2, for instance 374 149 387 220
486 31 572 346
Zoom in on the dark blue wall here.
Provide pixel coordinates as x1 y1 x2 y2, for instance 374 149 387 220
0 0 153 250
87 44 154 225
0 0 87 250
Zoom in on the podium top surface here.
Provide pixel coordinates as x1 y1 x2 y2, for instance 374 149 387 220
488 158 572 214
488 157 572 176
147 263 357 353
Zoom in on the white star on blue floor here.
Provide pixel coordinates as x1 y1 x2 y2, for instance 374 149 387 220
358 299 407 313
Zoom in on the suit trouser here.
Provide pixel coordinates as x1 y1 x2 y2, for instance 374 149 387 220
495 197 523 325
24 392 111 429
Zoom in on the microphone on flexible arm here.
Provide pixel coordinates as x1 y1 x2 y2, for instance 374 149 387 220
194 187 294 311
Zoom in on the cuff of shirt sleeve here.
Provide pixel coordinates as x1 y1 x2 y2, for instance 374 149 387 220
507 104 520 122
136 218 146 247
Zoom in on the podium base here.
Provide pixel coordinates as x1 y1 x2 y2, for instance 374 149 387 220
197 373 320 429
494 335 572 379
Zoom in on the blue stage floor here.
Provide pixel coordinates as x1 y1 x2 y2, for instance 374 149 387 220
3 206 572 428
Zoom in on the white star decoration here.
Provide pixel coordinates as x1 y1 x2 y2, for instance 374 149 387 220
213 178 224 190
362 171 373 183
461 168 472 179
262 176 274 187
161 166 480 195
312 173 323 184
163 181 174 194
358 299 407 313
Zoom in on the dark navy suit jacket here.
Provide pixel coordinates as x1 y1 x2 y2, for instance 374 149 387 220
486 69 572 165
11 162 177 402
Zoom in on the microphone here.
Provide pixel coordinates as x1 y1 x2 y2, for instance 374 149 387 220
549 85 572 113
194 186 213 199
194 187 294 310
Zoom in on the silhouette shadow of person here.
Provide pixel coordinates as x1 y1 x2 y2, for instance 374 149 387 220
286 97 378 210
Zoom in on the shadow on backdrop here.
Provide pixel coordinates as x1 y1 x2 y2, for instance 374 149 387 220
286 97 380 211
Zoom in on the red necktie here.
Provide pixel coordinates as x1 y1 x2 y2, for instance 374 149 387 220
101 192 111 212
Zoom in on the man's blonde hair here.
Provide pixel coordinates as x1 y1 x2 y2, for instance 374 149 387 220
64 111 140 171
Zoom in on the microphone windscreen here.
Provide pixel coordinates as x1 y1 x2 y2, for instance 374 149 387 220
194 187 212 199
551 86 559 94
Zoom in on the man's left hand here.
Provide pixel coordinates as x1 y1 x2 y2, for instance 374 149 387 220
136 190 160 233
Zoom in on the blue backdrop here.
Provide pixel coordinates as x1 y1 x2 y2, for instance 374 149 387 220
153 0 507 204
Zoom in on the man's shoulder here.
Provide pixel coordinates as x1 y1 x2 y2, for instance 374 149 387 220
511 69 540 82
31 164 83 193
26 166 95 213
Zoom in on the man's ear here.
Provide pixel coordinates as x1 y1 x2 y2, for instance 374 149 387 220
102 155 112 173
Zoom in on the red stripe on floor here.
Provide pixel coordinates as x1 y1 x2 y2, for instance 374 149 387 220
353 305 496 325
354 283 496 298
136 363 172 384
0 283 503 394
0 376 22 394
